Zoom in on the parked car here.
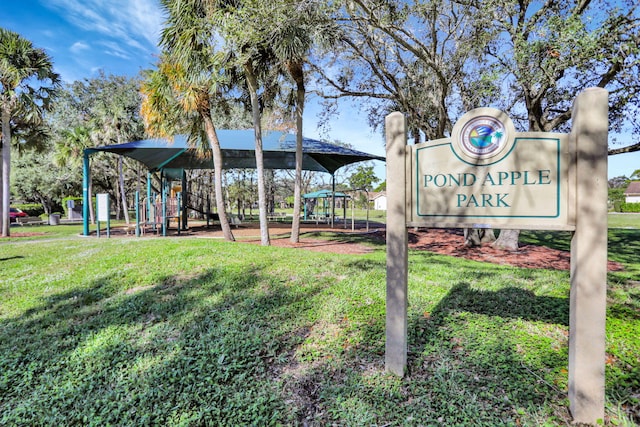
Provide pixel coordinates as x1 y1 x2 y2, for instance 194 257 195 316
9 207 28 223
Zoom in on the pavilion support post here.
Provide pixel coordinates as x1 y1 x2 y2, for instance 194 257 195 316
568 88 608 424
343 196 347 229
385 112 408 376
82 152 91 236
147 172 152 229
177 191 181 236
162 171 167 237
331 174 336 228
135 191 140 237
181 169 188 230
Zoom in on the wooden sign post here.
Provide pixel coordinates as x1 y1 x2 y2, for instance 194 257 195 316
385 88 608 424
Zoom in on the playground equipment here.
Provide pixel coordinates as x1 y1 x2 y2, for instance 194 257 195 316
82 131 385 237
302 189 350 227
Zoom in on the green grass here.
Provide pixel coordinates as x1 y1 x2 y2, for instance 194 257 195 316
6 222 85 241
608 212 640 229
0 225 638 425
261 208 387 223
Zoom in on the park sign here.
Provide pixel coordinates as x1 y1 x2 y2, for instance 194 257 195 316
411 108 571 229
385 88 609 425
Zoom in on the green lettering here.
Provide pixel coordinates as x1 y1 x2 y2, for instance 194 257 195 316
510 171 522 185
496 193 510 207
498 172 509 185
466 194 479 208
539 169 551 185
463 173 476 186
433 174 447 187
482 173 496 186
448 174 461 186
524 171 538 185
482 193 495 207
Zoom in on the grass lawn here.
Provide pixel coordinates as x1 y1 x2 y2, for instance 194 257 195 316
608 212 640 229
0 223 638 426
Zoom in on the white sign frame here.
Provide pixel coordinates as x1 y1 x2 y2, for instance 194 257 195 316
385 88 608 425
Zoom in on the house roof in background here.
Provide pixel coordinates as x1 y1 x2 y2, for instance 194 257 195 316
624 181 640 195
370 191 387 200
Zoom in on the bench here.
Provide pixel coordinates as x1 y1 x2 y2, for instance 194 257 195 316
267 212 287 222
16 216 47 226
229 215 242 228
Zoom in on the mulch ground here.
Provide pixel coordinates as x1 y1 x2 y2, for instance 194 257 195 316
195 223 624 271
406 228 624 271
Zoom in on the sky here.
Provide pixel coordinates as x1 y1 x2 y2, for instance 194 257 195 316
1 0 388 182
2 0 639 181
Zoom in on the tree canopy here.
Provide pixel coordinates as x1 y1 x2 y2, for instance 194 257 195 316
0 27 59 236
313 0 640 154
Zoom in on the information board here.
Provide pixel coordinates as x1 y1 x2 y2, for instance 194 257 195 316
96 193 109 222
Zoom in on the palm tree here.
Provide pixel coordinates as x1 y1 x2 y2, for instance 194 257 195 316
205 0 277 246
55 126 95 223
267 11 309 244
54 126 91 168
242 55 274 246
0 28 59 236
89 75 144 225
267 1 336 243
145 1 236 241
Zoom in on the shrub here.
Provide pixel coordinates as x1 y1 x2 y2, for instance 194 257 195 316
620 202 640 213
613 201 622 212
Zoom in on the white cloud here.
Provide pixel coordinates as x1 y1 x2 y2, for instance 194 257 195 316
70 41 90 53
98 40 131 60
47 0 164 55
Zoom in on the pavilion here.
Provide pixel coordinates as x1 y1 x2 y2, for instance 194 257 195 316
82 130 385 235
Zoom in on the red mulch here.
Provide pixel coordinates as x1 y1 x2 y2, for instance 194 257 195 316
406 228 624 271
8 223 623 271
255 227 624 271
3 232 46 238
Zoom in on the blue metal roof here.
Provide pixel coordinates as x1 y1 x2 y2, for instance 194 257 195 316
303 189 350 199
86 130 385 174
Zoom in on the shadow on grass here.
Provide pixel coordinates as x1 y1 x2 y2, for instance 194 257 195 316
0 255 24 262
299 230 387 248
0 264 326 425
520 229 640 267
1 238 635 425
607 229 640 265
285 277 573 425
427 282 569 326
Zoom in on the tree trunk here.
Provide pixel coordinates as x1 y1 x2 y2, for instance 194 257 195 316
0 120 4 235
118 154 130 224
89 178 95 224
289 61 305 243
463 228 496 247
114 178 121 220
1 106 12 237
492 229 520 251
201 110 234 241
245 62 270 246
